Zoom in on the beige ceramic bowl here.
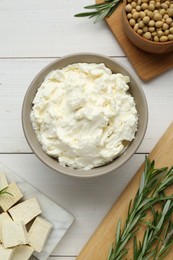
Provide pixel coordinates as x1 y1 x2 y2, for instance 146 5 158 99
22 53 148 178
122 0 173 54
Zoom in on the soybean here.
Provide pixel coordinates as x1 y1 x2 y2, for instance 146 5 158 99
125 0 173 42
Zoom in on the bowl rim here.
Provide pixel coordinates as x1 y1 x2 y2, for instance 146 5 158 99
22 52 148 178
123 0 173 47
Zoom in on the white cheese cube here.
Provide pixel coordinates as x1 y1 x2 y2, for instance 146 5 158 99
0 244 14 260
12 245 34 260
8 197 42 225
2 221 28 248
0 173 8 190
28 216 53 252
0 182 23 211
0 212 12 242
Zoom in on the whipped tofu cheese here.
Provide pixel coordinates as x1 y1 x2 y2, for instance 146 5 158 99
30 63 138 170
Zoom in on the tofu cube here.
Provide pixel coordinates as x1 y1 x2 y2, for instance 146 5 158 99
0 173 8 190
2 221 28 248
0 244 14 260
28 216 53 252
0 182 23 211
12 245 34 260
8 197 42 225
0 212 13 242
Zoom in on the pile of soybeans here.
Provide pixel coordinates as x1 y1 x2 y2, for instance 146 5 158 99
125 0 173 42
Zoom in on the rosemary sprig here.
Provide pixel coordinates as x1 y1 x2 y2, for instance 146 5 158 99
108 158 173 260
155 166 173 194
75 0 123 23
133 200 173 260
154 220 173 259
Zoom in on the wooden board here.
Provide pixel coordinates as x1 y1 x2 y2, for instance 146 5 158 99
96 1 173 81
77 122 173 260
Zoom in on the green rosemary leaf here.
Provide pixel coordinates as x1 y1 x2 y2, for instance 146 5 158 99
116 219 121 245
142 220 157 230
142 229 150 255
116 233 131 255
108 246 115 260
0 186 13 196
74 12 98 18
140 195 173 213
107 3 119 17
108 157 173 260
75 0 122 23
156 200 171 230
118 248 128 259
156 167 173 194
144 251 155 260
139 168 145 195
94 9 111 23
155 221 173 259
84 3 111 10
133 236 138 259
133 200 173 260
128 199 133 215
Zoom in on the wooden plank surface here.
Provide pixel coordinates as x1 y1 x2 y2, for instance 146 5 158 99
77 122 173 260
0 1 173 258
96 1 173 81
0 0 122 57
0 58 173 154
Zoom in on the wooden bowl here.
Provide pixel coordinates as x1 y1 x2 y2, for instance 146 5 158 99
122 1 173 54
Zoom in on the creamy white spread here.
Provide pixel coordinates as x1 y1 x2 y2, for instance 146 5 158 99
30 63 138 170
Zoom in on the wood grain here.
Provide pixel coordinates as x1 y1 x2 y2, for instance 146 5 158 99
77 122 173 260
1 1 173 259
96 1 173 81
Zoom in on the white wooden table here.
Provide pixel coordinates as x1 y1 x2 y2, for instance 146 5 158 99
0 1 173 259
